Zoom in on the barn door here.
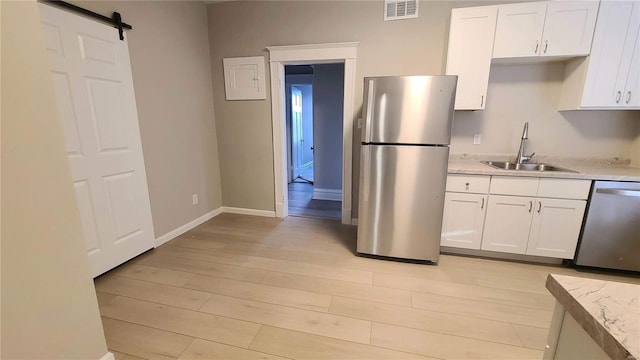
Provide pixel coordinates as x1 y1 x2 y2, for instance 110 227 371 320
39 3 155 277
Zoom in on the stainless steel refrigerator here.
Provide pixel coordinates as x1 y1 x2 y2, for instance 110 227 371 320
357 75 457 263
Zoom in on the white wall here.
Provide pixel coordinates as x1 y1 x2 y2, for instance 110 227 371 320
1 1 108 357
206 1 640 216
73 0 223 237
633 134 640 167
452 63 640 159
313 64 345 191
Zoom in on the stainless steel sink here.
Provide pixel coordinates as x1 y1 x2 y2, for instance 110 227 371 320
482 161 577 173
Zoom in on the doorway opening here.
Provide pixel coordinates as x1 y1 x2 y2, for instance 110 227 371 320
285 64 344 220
267 42 358 225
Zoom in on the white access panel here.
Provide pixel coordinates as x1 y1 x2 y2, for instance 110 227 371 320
223 56 266 100
39 3 156 277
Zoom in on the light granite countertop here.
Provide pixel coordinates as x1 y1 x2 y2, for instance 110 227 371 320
448 159 640 182
546 274 639 360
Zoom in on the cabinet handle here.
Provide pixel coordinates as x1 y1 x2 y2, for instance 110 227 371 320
528 201 533 213
544 40 548 54
626 91 632 104
535 41 539 54
480 95 484 107
616 91 622 103
596 188 640 197
364 80 375 141
480 197 485 209
537 201 542 213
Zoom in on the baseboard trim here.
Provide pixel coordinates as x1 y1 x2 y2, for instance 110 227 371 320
351 218 358 225
342 208 352 225
275 202 285 219
155 207 223 247
313 188 342 201
99 352 115 360
440 246 563 265
222 206 276 218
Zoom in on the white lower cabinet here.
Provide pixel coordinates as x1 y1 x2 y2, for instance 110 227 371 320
441 192 488 250
481 195 534 254
527 198 587 258
481 196 587 258
443 175 590 259
483 177 589 259
441 175 490 250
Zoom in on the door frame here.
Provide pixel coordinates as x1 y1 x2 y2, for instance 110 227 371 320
268 42 358 225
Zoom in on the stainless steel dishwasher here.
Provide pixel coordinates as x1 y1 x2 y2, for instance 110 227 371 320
575 181 640 272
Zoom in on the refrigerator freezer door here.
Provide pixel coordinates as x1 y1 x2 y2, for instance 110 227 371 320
362 76 457 145
357 145 449 261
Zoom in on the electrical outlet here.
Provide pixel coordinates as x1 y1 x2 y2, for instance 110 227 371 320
473 133 482 145
357 118 363 129
192 194 198 205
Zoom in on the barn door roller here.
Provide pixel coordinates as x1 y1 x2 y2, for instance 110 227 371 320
42 0 132 41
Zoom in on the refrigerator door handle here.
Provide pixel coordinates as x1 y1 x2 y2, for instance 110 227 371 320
364 79 375 142
362 146 371 200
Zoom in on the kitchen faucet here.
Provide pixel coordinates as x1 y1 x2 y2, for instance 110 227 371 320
515 122 535 164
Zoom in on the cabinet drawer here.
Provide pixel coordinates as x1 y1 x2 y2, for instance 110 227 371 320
446 175 491 193
537 179 591 200
490 176 539 196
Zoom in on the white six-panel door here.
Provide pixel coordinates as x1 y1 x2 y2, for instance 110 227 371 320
39 3 155 277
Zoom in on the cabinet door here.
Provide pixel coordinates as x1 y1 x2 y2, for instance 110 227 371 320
622 26 640 107
441 193 487 250
493 2 547 58
446 6 497 110
540 1 598 57
526 199 586 258
481 195 534 254
581 1 640 107
223 56 267 100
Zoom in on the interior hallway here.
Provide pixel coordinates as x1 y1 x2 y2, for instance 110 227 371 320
94 214 640 360
287 180 341 220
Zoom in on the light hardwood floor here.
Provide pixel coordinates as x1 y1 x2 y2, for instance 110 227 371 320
95 214 640 360
288 182 341 220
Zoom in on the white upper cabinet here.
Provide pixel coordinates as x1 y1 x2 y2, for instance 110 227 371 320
493 2 547 58
560 1 640 109
493 1 598 59
623 27 640 107
446 6 497 110
541 1 599 56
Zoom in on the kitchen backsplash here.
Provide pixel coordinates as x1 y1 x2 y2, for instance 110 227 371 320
450 153 633 166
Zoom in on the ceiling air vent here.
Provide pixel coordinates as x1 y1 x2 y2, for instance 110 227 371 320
384 0 418 21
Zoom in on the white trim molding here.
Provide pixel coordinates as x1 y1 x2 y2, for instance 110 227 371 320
312 188 342 201
267 42 358 62
222 207 276 218
155 208 223 247
154 206 277 248
267 42 358 225
99 352 116 360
